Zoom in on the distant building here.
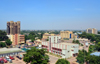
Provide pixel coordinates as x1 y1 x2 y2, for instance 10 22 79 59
86 28 97 34
43 33 51 39
7 21 25 45
60 31 78 39
43 33 59 39
60 31 73 39
7 21 20 35
92 28 97 34
39 36 79 58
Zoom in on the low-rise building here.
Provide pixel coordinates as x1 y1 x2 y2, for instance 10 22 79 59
7 34 25 45
34 39 42 45
43 33 51 39
42 33 59 39
0 48 22 57
39 36 79 58
19 35 25 44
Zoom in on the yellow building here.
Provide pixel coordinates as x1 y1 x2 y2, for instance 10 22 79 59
92 28 97 34
60 31 74 39
7 34 25 45
43 33 50 39
43 33 55 39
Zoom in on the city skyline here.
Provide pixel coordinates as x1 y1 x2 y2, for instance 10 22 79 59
0 0 100 30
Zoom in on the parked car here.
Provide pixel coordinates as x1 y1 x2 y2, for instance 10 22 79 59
0 58 2 62
2 58 7 63
16 56 19 58
9 56 14 60
8 59 12 63
5 56 9 61
16 56 22 60
19 57 22 60
0 60 4 63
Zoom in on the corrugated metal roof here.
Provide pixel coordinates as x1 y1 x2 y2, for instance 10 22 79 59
90 52 100 56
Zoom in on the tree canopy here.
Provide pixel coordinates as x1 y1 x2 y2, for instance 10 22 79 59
76 50 88 64
23 47 49 64
0 42 6 47
79 32 100 43
72 40 80 45
0 30 8 41
86 55 100 64
56 59 70 64
95 42 100 51
5 39 12 46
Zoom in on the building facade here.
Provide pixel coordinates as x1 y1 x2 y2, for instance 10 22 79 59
43 33 56 39
7 21 25 45
7 21 20 35
60 31 74 39
39 36 79 58
86 28 97 34
92 28 97 34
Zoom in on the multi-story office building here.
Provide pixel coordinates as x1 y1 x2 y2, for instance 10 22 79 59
7 21 20 35
7 21 25 45
92 28 97 34
86 28 97 34
60 31 74 39
39 36 79 58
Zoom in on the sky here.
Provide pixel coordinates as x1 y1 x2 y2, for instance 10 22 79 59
0 0 100 30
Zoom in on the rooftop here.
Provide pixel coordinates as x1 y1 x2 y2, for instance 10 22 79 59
90 52 100 56
0 48 22 54
58 42 78 45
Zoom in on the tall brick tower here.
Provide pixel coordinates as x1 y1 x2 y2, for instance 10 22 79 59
7 21 20 35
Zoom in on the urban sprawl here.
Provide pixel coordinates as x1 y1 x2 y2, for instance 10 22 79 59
0 21 100 64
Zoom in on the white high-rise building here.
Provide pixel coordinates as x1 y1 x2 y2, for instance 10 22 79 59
86 28 97 34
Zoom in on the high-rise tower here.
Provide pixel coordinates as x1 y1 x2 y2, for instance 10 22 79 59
7 21 20 35
7 21 24 45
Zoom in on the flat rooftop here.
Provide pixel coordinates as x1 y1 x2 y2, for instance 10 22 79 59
0 48 22 54
58 42 79 45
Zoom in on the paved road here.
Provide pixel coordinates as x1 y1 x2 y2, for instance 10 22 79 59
47 54 59 64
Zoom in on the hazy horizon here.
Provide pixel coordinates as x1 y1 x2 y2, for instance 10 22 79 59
0 0 100 30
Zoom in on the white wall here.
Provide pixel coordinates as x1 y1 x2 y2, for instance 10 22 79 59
49 36 61 43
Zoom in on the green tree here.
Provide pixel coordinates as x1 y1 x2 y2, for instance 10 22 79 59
0 42 6 47
96 39 100 44
31 37 35 42
72 40 75 43
29 32 35 35
88 45 95 53
76 40 79 43
86 55 100 64
28 32 36 42
95 42 100 51
23 47 49 64
76 50 88 64
0 30 8 41
5 39 12 46
56 59 70 64
25 35 29 43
